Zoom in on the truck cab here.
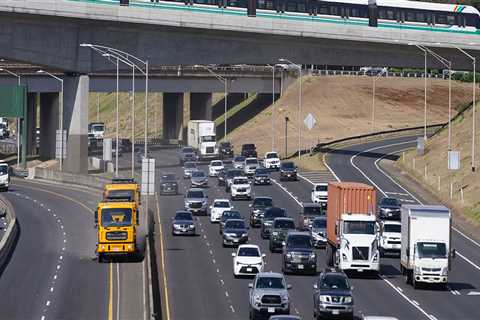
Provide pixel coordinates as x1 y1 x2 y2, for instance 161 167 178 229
0 161 10 191
89 122 105 139
95 200 138 262
187 120 219 160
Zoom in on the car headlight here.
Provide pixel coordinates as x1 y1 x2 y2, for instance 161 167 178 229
342 253 348 262
242 233 248 237
173 224 181 229
272 231 279 236
281 294 289 303
188 225 195 229
253 294 261 303
344 296 352 304
415 266 422 274
286 253 292 259
319 295 330 303
441 267 448 276
225 233 235 237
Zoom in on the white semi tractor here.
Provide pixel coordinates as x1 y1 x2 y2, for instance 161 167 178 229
400 205 454 289
187 120 218 160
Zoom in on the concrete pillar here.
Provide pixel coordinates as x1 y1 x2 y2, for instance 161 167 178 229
26 93 37 155
162 93 184 142
64 75 89 174
190 93 212 120
39 93 59 160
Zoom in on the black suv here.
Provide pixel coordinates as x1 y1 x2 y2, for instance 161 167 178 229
313 269 354 320
299 203 325 231
241 143 257 158
261 207 287 239
378 197 401 220
159 173 178 195
279 162 298 181
269 217 296 253
219 141 234 159
249 196 273 227
282 231 317 275
253 168 271 185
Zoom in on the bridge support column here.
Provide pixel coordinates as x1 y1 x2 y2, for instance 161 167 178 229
64 75 89 174
39 93 59 161
163 93 184 142
190 93 212 120
26 93 37 155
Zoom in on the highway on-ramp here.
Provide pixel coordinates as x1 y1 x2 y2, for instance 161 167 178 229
0 179 149 320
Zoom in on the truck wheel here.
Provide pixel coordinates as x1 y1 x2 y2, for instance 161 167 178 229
98 253 104 263
413 276 419 289
326 245 334 267
405 270 413 285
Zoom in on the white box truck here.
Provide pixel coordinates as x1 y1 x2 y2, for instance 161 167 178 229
400 205 454 289
187 120 218 160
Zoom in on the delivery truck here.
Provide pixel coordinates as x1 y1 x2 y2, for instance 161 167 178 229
400 205 454 289
187 120 218 160
326 182 380 273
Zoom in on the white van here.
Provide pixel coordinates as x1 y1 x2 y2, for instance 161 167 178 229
0 161 10 191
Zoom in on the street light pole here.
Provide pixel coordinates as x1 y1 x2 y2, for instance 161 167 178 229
267 64 277 151
0 68 21 168
372 69 387 132
131 65 136 178
454 45 476 171
37 70 64 171
203 67 228 139
116 58 119 177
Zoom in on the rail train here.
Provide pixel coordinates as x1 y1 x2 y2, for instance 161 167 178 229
132 0 480 33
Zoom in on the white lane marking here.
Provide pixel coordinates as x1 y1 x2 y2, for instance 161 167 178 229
46 301 50 306
322 153 341 182
212 259 216 264
56 265 61 270
225 291 229 297
397 286 403 292
53 275 57 280
50 287 54 292
271 179 302 207
385 191 409 196
373 146 480 270
41 316 45 320
230 305 235 313
220 279 224 285
412 300 420 306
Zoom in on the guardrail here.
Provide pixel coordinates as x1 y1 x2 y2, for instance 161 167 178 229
311 69 444 79
0 194 18 273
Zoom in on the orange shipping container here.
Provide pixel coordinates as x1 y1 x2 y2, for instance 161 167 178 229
326 182 377 246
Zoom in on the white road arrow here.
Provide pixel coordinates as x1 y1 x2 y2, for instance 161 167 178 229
467 291 480 296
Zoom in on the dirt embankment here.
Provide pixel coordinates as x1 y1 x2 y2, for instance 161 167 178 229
226 76 473 157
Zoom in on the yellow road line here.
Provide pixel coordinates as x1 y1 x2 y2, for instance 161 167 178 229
109 262 113 320
155 192 171 320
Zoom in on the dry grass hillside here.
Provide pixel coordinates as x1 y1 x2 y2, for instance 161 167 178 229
226 76 473 157
398 104 480 225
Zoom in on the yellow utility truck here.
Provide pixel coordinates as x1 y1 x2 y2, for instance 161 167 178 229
95 179 141 262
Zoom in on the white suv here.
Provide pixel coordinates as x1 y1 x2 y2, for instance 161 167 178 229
263 151 280 170
0 162 10 191
311 183 328 204
231 176 252 200
208 160 224 177
243 158 259 176
209 199 233 223
379 220 402 256
232 244 265 277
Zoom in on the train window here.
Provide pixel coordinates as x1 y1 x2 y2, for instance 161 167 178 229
265 0 273 9
319 5 328 15
416 12 425 22
437 14 446 24
341 7 345 18
351 8 359 17
446 15 455 25
406 11 415 22
287 1 296 12
257 0 265 9
297 3 305 13
387 10 394 20
330 6 338 16
379 9 386 19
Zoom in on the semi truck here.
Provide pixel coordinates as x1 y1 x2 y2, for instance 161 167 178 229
400 205 454 289
326 182 380 273
95 179 141 262
187 120 218 160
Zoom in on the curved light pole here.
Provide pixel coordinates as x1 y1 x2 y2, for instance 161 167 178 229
410 45 429 141
372 68 387 132
266 64 278 151
37 70 64 171
279 58 302 157
0 68 21 168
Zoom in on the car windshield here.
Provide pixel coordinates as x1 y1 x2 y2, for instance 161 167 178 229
245 159 257 165
161 174 176 182
182 147 194 153
234 156 245 163
287 235 312 248
234 178 249 185
344 221 375 235
282 162 295 169
312 219 327 228
0 165 8 175
187 191 204 198
92 124 104 131
227 170 243 178
225 220 246 229
201 135 216 143
254 198 273 208
274 220 295 229
264 208 286 219
266 153 278 159
303 206 324 216
417 242 447 259
243 144 255 150
255 169 268 175
211 161 223 166
192 171 206 178
381 198 399 206
175 212 192 221
105 190 134 202
101 208 133 227
238 247 260 257
222 211 241 220
384 224 401 233
256 277 285 289
214 201 230 208
315 185 328 192
320 274 350 290
221 142 231 148
184 162 196 169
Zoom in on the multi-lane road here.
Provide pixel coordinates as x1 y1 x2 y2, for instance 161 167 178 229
153 135 480 320
0 179 150 320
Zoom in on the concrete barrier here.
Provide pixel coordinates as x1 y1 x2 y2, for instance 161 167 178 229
32 166 111 190
0 194 18 272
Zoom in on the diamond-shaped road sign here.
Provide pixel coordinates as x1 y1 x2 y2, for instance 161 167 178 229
304 113 317 131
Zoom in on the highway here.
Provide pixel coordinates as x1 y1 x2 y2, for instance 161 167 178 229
0 178 149 320
152 137 480 320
